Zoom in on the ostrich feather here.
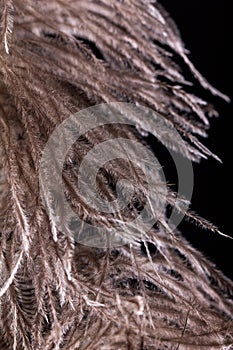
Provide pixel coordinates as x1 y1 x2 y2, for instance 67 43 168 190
0 1 232 349
0 0 13 54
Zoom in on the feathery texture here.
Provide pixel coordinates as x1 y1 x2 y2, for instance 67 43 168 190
0 1 232 349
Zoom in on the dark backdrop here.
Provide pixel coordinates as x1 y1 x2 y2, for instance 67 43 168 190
160 0 233 280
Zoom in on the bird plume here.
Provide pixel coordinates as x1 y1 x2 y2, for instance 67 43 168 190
0 1 232 349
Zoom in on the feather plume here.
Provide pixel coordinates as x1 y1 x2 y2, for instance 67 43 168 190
0 1 232 349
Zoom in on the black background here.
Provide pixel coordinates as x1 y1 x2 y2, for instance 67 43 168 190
160 1 233 280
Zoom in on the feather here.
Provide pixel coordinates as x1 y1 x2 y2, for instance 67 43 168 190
0 0 14 54
0 1 232 349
